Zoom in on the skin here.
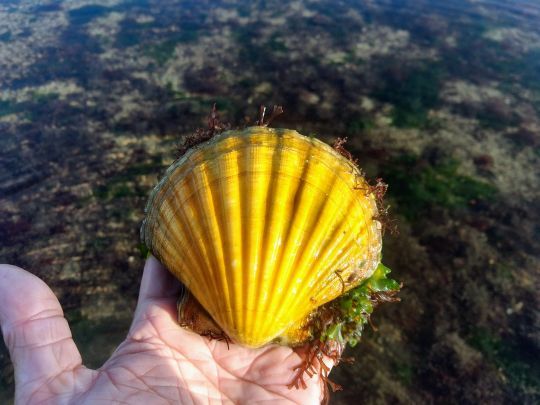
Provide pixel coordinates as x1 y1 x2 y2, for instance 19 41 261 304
0 257 332 404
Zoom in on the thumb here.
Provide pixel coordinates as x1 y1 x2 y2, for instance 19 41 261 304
0 264 83 390
129 256 181 333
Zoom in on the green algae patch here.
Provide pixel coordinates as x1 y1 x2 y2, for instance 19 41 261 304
138 242 151 259
346 116 375 135
394 361 414 386
374 65 444 128
0 100 18 117
145 40 179 66
144 27 200 66
468 329 540 394
93 162 163 201
319 263 401 348
30 91 59 103
383 155 497 220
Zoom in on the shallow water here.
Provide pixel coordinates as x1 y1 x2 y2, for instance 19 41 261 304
1 0 539 403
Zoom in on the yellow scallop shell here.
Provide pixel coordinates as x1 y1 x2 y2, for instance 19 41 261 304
141 127 382 348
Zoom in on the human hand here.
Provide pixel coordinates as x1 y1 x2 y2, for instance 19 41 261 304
0 257 331 404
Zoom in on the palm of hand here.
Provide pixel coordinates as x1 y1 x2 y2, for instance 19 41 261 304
0 258 327 404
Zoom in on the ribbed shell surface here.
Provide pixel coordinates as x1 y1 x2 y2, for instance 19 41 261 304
141 127 382 347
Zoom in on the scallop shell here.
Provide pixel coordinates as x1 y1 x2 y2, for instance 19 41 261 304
141 127 382 348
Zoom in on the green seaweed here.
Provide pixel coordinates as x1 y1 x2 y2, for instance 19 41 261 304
383 155 497 220
346 116 375 135
138 243 150 259
91 237 109 251
144 24 200 65
374 64 444 128
489 45 540 93
92 185 109 200
391 105 432 128
93 182 145 201
30 91 59 103
265 34 287 53
145 40 178 66
320 263 400 347
475 105 520 130
93 162 161 201
126 161 162 176
169 91 238 117
110 206 133 221
0 100 18 117
469 329 540 393
118 15 200 52
111 184 135 199
233 25 282 70
395 362 414 385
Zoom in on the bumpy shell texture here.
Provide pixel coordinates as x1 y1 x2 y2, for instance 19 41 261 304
141 127 382 348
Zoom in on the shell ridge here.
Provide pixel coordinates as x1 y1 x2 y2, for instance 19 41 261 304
242 145 271 340
320 214 370 276
215 151 244 336
163 191 213 295
234 137 249 336
142 127 358 246
310 199 381 300
150 198 179 274
278 172 347 315
315 239 362 298
273 167 343 325
254 134 286 342
165 160 231 328
275 176 376 329
151 136 358 225
153 209 199 289
196 160 236 330
356 192 382 279
303 197 362 303
259 136 305 341
187 165 228 313
260 142 315 340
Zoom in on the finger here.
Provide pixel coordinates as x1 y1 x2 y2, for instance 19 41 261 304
131 256 181 326
0 264 83 387
138 256 181 301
